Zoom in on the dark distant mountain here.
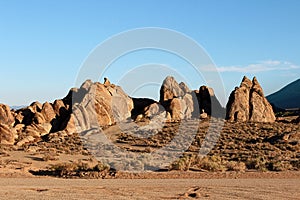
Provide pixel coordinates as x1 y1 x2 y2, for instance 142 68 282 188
267 79 300 110
10 105 26 110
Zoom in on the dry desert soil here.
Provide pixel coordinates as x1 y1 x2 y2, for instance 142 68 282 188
0 176 299 200
1 118 299 199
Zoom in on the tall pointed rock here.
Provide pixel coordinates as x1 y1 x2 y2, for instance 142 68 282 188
226 76 252 122
226 76 275 122
249 77 275 122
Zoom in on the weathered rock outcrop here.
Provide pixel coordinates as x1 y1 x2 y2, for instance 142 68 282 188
72 78 134 129
0 123 15 145
0 104 15 144
12 99 71 146
159 76 225 121
169 93 195 121
226 76 275 122
0 104 15 126
160 76 185 102
1 78 134 145
0 76 279 146
159 76 197 121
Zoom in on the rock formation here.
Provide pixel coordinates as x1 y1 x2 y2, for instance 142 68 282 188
0 104 15 126
160 76 185 102
0 75 280 146
0 104 15 144
226 76 276 122
0 78 134 145
159 76 197 121
158 76 226 121
71 79 134 129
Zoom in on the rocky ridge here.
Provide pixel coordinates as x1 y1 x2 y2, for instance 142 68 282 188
0 76 276 146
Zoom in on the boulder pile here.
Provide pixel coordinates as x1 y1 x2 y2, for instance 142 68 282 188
0 76 277 146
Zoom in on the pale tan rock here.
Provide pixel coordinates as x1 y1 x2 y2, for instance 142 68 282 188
72 79 134 129
25 123 51 137
159 77 197 120
160 76 185 102
179 82 190 93
135 114 144 122
15 112 24 124
226 77 251 122
249 77 275 122
41 102 56 123
104 77 111 86
170 98 182 121
33 112 45 124
226 76 275 122
52 99 66 116
16 135 35 146
13 124 25 132
30 101 43 113
166 112 172 122
200 109 208 119
144 103 163 118
0 104 14 126
63 114 76 134
0 123 14 145
40 123 52 135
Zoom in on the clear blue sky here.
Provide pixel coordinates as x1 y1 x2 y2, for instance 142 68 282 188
1 0 299 106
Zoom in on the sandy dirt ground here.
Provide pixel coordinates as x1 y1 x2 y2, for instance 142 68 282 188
0 177 299 200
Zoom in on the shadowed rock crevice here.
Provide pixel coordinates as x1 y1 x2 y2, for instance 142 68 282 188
131 98 157 119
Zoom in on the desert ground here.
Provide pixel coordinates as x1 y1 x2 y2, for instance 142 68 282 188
0 118 299 199
0 176 299 199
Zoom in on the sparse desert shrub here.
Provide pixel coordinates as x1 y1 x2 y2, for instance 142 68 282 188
170 155 226 172
170 155 193 171
290 159 300 170
196 156 226 172
267 161 293 171
225 161 246 172
30 161 112 178
93 162 110 172
246 156 267 171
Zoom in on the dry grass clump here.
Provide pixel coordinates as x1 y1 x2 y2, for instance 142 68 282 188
225 161 246 172
267 161 293 171
170 154 247 172
245 156 268 172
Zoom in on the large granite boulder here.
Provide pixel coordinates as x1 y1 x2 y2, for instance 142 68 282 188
0 123 15 145
169 93 194 121
0 104 15 145
72 78 134 130
41 102 56 123
226 76 275 122
159 76 196 120
0 104 15 126
160 76 185 102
